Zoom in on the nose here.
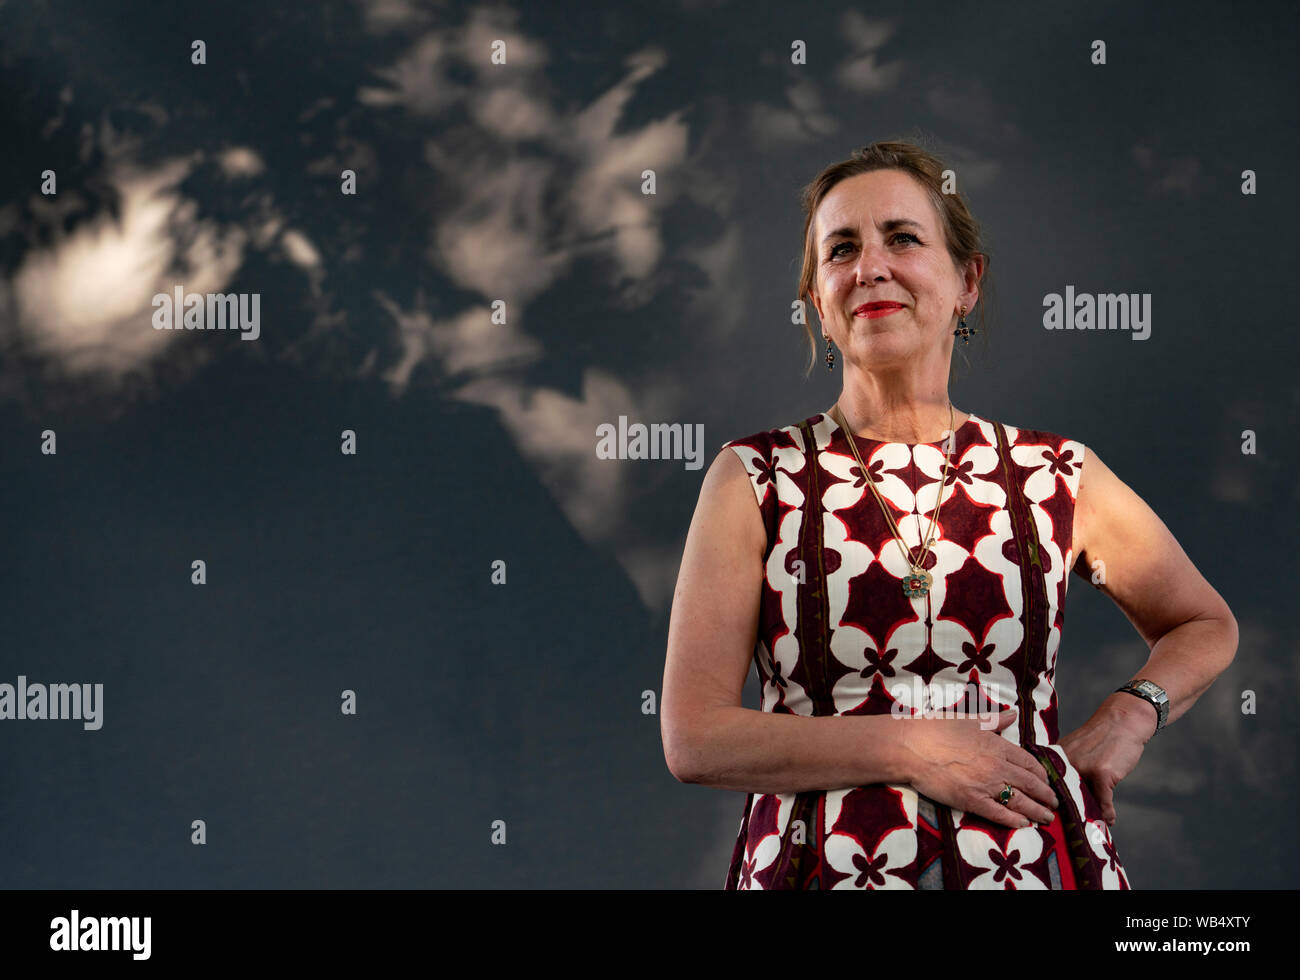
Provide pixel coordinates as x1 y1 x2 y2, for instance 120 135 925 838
854 242 891 284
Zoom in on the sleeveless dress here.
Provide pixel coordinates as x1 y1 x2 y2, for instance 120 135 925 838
718 410 1131 890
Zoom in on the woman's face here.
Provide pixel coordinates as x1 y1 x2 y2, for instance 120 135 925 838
811 169 977 370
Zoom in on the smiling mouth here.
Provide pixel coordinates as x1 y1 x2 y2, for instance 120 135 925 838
855 304 904 318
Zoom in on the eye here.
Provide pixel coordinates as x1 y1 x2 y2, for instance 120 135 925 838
827 233 921 260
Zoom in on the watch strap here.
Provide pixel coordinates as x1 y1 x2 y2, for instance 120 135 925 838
1115 679 1168 734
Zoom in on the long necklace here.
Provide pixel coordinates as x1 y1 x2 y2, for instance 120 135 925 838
831 401 956 599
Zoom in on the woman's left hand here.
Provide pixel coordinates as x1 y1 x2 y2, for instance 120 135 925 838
1057 693 1156 826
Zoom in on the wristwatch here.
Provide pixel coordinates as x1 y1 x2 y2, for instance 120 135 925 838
1114 678 1169 735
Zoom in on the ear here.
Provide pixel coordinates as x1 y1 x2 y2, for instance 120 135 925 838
810 275 827 323
960 254 985 314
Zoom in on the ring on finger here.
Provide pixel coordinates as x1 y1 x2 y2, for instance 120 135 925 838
997 784 1015 806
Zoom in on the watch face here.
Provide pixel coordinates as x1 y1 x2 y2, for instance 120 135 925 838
1135 680 1168 703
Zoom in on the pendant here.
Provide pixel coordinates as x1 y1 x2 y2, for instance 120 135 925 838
903 567 932 598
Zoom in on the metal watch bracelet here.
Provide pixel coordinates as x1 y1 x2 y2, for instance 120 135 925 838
1114 678 1169 735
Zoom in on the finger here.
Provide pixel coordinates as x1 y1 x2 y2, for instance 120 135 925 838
990 708 1018 733
1006 744 1051 777
998 744 1057 808
995 770 1055 824
1004 755 1058 810
965 792 1034 830
1096 782 1116 825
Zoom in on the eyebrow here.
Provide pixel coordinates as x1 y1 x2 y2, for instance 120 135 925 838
821 218 924 243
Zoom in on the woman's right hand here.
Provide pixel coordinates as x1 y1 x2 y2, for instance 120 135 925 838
904 708 1058 829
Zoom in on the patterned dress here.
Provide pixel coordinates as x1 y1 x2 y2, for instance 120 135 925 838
718 410 1130 889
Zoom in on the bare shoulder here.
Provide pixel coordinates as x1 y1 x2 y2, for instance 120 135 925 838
691 446 765 555
1072 444 1144 574
1071 443 1233 645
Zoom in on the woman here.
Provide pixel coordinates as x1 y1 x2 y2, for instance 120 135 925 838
660 140 1238 889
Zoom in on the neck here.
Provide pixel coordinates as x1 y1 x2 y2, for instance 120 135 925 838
829 380 964 443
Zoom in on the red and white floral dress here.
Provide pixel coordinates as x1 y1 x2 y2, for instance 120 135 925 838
718 411 1130 889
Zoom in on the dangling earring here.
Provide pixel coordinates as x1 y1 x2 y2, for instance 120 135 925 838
953 304 978 343
824 334 835 370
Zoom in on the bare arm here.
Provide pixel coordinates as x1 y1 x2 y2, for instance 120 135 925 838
1064 445 1239 822
1072 445 1239 736
660 447 916 794
660 448 1057 828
